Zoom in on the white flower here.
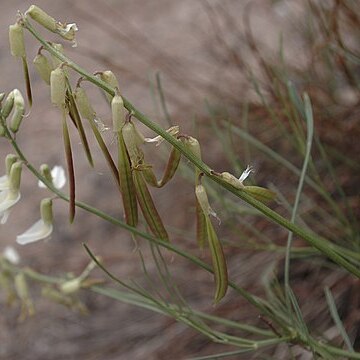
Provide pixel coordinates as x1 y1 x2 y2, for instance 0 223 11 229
16 198 53 245
238 165 253 183
57 23 78 47
38 165 66 189
0 189 21 224
0 175 9 191
3 246 20 264
0 154 18 191
0 161 22 224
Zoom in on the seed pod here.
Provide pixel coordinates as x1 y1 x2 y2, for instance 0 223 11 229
99 70 119 102
205 217 228 304
133 169 169 241
220 171 244 190
243 186 276 203
196 198 207 249
9 90 25 133
26 5 57 32
50 67 66 107
33 53 53 85
40 198 53 225
117 133 138 227
158 146 181 187
50 43 64 68
111 94 125 132
73 86 95 120
122 122 144 166
9 23 26 58
1 91 15 119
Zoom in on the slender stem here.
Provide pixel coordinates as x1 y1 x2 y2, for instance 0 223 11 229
21 18 360 278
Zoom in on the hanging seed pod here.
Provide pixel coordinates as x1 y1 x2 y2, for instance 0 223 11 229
50 66 66 107
111 93 126 132
33 52 53 85
133 169 169 241
74 86 96 120
195 181 228 303
122 122 144 166
9 23 26 58
1 91 15 119
9 89 25 133
50 43 64 68
26 5 57 32
117 133 138 226
98 70 119 102
158 145 181 187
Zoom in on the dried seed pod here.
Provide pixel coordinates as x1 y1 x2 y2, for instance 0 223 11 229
50 66 66 107
122 122 144 166
1 91 15 119
9 23 26 58
9 89 25 133
117 133 138 226
73 86 95 120
98 70 119 102
111 93 125 132
133 169 169 241
33 53 53 85
26 5 57 32
243 186 276 203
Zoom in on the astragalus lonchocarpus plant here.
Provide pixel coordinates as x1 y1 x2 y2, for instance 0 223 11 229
1 5 360 359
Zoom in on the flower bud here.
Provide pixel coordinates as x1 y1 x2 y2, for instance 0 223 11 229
40 198 53 225
9 23 26 58
111 94 125 132
26 5 57 32
5 154 18 176
183 136 201 160
74 86 95 120
9 161 22 195
50 66 66 107
220 171 244 190
97 70 119 102
33 53 53 85
1 91 15 119
10 89 25 133
39 164 52 183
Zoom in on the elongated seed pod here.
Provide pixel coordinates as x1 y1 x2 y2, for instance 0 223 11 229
142 166 158 187
99 70 119 102
50 67 66 107
26 5 57 32
196 198 207 249
1 91 15 119
111 94 125 132
118 133 138 226
9 23 26 58
50 43 64 68
133 169 169 241
205 217 228 304
10 90 25 133
33 53 53 85
122 122 144 166
74 86 95 120
243 186 276 203
158 146 181 187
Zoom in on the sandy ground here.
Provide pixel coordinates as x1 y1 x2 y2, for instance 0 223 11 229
0 1 307 359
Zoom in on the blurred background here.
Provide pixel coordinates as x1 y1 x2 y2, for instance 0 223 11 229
1 0 359 359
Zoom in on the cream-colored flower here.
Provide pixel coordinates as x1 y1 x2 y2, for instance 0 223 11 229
16 198 53 245
238 165 253 183
144 126 180 146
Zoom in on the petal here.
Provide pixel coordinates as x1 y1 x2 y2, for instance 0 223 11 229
1 210 11 224
0 191 20 213
0 175 9 190
3 246 20 264
238 165 253 183
16 219 53 245
51 166 66 189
